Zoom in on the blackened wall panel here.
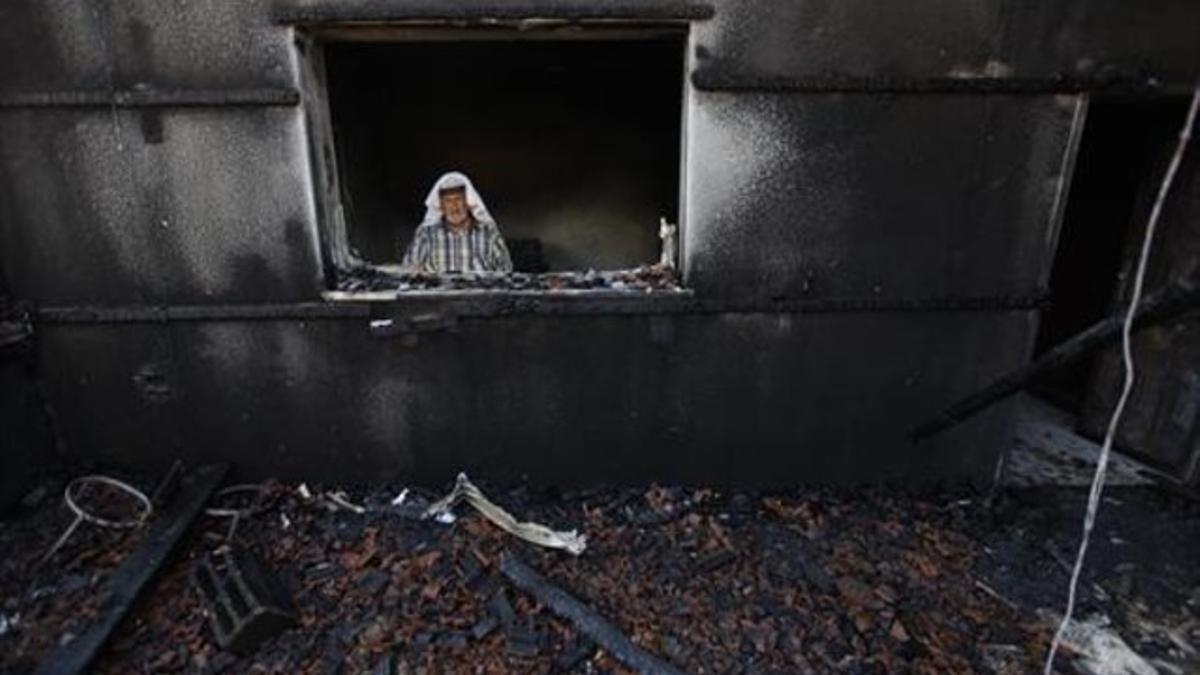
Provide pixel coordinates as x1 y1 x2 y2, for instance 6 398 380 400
694 1 1000 84
36 311 1033 486
695 0 1200 87
5 0 1185 95
1081 148 1200 479
5 0 1197 487
0 358 54 511
684 92 1081 300
0 0 110 92
1000 1 1200 88
0 0 291 92
0 108 323 305
33 325 183 477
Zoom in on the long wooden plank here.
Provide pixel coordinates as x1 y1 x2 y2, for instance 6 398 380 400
34 464 229 675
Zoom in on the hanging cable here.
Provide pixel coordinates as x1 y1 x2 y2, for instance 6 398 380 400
1044 83 1200 674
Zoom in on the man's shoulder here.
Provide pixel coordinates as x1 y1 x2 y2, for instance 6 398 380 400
476 221 503 236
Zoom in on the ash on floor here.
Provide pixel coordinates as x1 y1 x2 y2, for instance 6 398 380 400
2 473 1196 675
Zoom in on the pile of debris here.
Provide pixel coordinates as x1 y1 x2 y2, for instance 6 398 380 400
2 470 1198 674
335 265 682 294
0 476 146 673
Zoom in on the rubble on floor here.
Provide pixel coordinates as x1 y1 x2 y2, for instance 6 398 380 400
1006 395 1163 488
3 469 1197 675
334 265 683 294
0 475 146 674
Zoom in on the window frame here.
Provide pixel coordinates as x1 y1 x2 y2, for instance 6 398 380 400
294 22 693 304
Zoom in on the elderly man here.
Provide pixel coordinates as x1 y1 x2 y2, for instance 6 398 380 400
401 172 513 273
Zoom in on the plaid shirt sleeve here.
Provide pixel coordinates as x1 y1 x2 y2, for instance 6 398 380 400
489 230 513 272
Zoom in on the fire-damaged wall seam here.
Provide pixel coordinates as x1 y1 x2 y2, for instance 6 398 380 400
0 89 301 109
690 72 1178 95
32 292 1047 325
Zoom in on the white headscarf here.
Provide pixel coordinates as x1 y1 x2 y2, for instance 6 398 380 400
420 171 498 230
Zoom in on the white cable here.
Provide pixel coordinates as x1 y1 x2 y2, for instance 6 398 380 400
1044 84 1200 674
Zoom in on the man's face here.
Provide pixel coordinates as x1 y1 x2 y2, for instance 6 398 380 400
439 189 470 228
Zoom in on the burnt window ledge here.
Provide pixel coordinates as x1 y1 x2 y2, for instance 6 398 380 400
323 265 691 321
323 286 692 301
323 266 690 317
324 285 695 328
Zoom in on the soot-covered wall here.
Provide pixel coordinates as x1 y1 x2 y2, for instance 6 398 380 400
4 0 1200 488
325 38 684 270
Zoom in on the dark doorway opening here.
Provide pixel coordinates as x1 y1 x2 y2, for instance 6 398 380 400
1033 97 1191 413
323 35 685 272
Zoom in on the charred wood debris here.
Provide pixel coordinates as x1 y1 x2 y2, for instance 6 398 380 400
335 265 682 294
1 468 1198 675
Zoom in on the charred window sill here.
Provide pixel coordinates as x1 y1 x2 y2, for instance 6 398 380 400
326 266 691 330
339 287 694 338
321 269 688 335
330 265 683 295
326 287 691 303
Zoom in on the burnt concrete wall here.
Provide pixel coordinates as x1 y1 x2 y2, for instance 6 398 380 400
0 108 322 305
0 0 320 306
2 0 1199 485
692 0 1200 87
33 311 1033 485
0 358 54 511
683 93 1080 300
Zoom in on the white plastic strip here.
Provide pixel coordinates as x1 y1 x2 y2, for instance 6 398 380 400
424 473 587 555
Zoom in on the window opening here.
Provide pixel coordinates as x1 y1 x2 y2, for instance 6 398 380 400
316 32 686 295
1033 96 1191 413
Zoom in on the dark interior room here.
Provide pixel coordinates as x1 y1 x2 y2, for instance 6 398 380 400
324 36 685 272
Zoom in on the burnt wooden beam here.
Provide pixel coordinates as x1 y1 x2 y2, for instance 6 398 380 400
34 464 229 675
500 554 685 675
910 271 1200 443
272 0 714 24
